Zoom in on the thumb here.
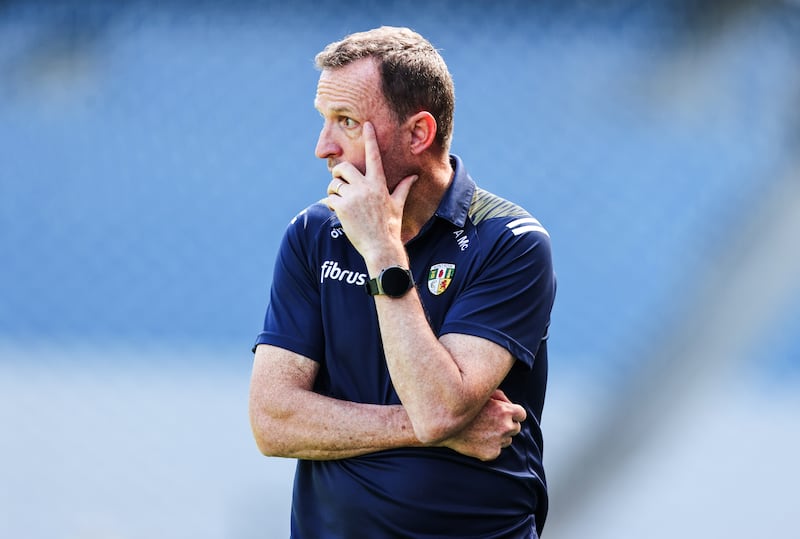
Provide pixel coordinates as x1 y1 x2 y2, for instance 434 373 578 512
490 389 511 403
390 174 418 206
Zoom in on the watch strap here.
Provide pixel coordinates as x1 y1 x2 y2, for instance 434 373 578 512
365 276 383 296
364 266 413 297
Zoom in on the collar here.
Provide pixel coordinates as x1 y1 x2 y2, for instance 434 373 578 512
434 154 475 228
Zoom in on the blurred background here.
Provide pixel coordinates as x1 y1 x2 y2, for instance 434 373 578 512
1 0 799 537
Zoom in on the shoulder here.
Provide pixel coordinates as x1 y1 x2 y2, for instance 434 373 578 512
282 201 339 242
272 201 342 268
287 201 336 231
468 187 551 247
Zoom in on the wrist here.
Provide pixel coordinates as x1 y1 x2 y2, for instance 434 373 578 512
362 245 409 278
365 266 415 298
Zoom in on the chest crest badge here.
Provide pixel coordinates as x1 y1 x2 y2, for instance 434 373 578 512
427 263 456 296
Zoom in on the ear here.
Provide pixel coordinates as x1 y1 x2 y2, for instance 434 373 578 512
407 111 437 155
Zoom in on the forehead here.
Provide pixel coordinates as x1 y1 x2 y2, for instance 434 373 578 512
314 58 386 116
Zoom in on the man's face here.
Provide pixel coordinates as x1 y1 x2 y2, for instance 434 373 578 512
314 58 407 191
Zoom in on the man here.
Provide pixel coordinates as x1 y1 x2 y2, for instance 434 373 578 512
249 26 556 538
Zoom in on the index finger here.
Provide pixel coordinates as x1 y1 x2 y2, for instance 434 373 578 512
362 121 384 181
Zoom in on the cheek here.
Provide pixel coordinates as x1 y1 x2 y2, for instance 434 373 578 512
349 135 369 172
344 146 368 175
378 134 406 173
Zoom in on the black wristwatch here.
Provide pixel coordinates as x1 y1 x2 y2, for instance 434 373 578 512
365 266 414 298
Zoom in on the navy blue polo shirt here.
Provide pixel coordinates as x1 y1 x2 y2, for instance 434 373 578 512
254 155 556 538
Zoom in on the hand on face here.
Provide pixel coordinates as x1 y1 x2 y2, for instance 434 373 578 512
326 122 418 260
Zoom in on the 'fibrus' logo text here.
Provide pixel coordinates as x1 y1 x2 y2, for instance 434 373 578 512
320 260 368 286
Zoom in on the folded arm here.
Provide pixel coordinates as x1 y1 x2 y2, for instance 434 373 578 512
249 344 420 460
374 282 522 444
248 343 524 461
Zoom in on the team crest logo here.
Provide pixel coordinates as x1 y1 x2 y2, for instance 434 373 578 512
427 263 455 295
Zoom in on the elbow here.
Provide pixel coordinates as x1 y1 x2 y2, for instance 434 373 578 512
410 408 467 445
253 435 271 457
249 405 287 457
414 425 449 445
250 425 275 457
251 426 279 457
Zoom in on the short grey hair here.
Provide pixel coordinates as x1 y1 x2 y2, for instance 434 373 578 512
315 26 455 151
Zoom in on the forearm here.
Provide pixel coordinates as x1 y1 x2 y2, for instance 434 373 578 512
256 396 419 460
376 293 481 441
249 350 422 459
363 251 484 442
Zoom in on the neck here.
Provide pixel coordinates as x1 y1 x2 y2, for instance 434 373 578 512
400 154 454 244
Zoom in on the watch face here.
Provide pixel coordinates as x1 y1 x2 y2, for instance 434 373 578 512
381 266 413 297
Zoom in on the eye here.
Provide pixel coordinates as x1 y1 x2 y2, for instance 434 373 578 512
339 116 358 129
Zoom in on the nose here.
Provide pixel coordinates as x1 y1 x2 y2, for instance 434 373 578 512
315 122 341 161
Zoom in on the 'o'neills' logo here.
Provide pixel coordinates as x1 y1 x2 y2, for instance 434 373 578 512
427 263 455 295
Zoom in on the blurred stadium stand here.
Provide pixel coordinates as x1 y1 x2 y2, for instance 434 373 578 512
1 1 798 538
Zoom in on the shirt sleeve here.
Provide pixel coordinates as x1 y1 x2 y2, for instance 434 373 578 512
439 220 556 369
252 209 325 362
